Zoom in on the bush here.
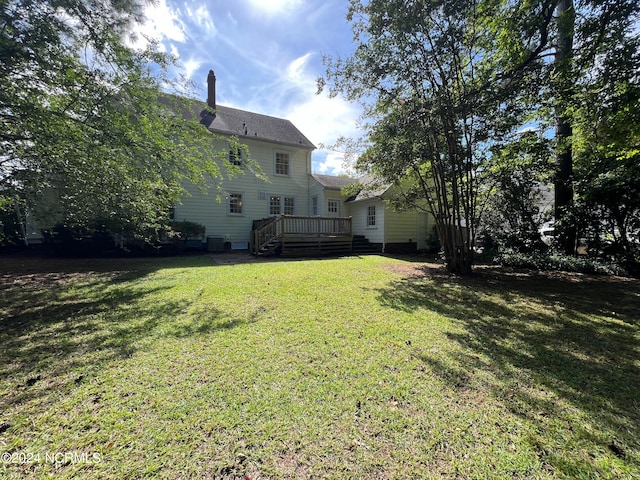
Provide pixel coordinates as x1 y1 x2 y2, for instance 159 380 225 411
42 223 114 256
169 221 205 240
0 206 22 247
496 252 628 276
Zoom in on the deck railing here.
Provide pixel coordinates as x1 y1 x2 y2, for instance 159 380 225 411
252 215 352 254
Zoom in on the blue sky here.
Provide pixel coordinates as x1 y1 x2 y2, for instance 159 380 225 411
135 0 362 175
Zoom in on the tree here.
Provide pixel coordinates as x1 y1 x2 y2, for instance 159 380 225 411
0 0 246 242
482 132 553 253
321 0 534 274
572 43 640 261
552 0 576 253
497 0 640 254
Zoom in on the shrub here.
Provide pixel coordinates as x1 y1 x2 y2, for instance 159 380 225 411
496 252 628 276
169 221 206 240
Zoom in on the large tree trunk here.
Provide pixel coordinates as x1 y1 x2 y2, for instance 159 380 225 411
437 222 474 275
554 0 576 254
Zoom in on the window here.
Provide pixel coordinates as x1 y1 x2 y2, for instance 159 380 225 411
284 197 295 215
269 195 281 215
311 196 318 216
367 205 377 227
328 199 339 214
228 193 243 215
275 152 290 176
228 147 242 166
269 195 295 215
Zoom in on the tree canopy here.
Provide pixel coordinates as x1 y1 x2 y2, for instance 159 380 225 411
1 0 243 242
321 0 640 273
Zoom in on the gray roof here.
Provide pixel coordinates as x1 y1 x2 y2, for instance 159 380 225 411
201 105 315 149
311 173 392 202
346 175 391 203
311 174 355 189
159 95 315 150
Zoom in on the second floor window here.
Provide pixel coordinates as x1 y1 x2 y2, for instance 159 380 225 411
275 152 290 176
328 199 339 214
312 196 318 216
228 147 242 166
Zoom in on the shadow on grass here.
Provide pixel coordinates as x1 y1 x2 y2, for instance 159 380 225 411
0 255 242 411
376 265 640 475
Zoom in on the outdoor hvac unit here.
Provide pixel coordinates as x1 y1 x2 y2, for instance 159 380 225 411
207 236 225 252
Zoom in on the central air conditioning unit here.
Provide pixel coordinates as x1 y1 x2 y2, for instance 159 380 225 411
207 236 224 252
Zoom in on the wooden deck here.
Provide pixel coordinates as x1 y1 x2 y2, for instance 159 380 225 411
251 216 353 256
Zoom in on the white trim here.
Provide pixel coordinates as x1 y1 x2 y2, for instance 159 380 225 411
269 194 296 216
227 192 245 216
274 150 291 177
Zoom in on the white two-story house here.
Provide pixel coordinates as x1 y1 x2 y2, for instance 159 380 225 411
17 70 435 254
174 69 437 255
173 70 316 250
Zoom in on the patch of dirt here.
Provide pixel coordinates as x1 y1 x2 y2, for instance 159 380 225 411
0 255 133 292
209 252 268 265
382 261 447 279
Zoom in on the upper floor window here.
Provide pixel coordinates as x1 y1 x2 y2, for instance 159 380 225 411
275 152 290 176
328 199 339 215
311 196 318 216
228 193 243 215
367 205 377 227
228 147 242 166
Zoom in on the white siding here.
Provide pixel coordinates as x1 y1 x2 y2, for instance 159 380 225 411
348 199 385 244
174 137 312 247
308 177 326 216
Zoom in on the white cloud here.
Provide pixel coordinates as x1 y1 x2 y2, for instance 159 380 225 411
287 53 313 82
183 58 203 80
315 151 348 175
143 0 186 42
286 93 361 151
246 0 303 16
189 5 217 35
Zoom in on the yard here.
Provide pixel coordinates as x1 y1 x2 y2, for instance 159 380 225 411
0 254 638 479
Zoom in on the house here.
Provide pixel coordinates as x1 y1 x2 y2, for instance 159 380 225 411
18 69 435 255
175 70 438 255
173 70 317 250
309 174 437 253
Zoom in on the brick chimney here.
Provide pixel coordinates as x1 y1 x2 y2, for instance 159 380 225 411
207 69 216 109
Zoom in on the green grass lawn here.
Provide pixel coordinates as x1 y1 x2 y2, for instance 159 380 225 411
1 254 638 479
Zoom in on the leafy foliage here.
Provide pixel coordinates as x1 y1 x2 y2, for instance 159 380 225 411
169 220 206 241
481 132 553 253
322 0 532 274
496 252 628 276
0 0 246 242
